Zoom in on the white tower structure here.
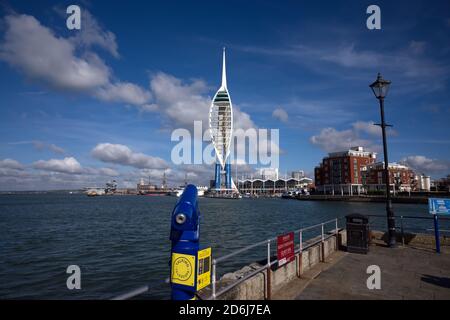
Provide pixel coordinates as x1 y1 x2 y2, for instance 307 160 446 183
209 48 235 192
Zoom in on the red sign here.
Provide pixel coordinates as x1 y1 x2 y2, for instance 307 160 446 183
277 232 295 267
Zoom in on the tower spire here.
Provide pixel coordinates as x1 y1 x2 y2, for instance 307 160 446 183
221 47 227 89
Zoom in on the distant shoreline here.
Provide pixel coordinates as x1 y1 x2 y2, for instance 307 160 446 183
0 190 83 194
288 195 450 204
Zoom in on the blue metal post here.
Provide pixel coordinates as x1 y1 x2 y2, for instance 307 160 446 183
169 185 200 300
215 163 221 190
433 214 441 254
225 162 232 189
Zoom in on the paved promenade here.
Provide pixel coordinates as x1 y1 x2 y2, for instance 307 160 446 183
274 240 450 300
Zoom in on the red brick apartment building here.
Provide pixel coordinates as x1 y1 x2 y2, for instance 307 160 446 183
362 162 415 192
314 147 377 195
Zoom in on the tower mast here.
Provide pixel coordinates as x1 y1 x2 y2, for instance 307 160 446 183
221 47 227 89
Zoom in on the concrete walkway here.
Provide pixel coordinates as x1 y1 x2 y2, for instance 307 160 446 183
274 241 450 300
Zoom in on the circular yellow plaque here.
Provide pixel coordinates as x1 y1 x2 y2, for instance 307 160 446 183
173 256 193 281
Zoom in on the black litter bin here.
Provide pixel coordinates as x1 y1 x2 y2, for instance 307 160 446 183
346 214 369 254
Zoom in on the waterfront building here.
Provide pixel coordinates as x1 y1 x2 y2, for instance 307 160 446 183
415 174 431 192
362 162 415 193
238 177 313 195
209 48 236 193
435 175 450 192
137 177 157 194
314 146 377 195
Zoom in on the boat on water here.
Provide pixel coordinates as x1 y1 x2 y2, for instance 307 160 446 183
282 189 310 199
204 192 242 199
84 187 106 197
170 186 206 197
137 177 171 196
142 190 170 196
84 180 117 197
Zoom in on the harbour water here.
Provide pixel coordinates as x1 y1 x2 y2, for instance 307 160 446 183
0 194 435 299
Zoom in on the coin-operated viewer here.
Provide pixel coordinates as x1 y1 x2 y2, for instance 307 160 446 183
169 184 211 300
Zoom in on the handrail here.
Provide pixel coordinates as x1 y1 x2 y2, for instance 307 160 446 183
209 218 339 300
113 214 448 300
215 219 337 264
111 218 338 300
215 239 271 263
110 278 170 300
364 214 450 221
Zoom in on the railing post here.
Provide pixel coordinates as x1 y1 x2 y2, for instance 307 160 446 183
335 218 339 250
266 240 271 300
433 214 441 254
321 223 325 262
298 230 303 278
212 259 217 300
400 216 405 246
321 223 325 242
299 230 303 253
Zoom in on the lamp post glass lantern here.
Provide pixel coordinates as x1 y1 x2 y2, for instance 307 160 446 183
370 73 396 248
370 73 391 99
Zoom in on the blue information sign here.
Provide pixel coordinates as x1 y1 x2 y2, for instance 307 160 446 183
429 198 450 215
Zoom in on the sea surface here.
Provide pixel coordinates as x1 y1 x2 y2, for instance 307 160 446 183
0 194 440 299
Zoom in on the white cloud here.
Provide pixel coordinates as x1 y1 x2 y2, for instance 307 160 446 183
8 140 66 155
320 43 381 68
139 104 159 112
95 82 151 106
149 72 255 130
0 14 110 91
310 127 373 153
69 9 119 58
92 143 168 169
0 13 150 107
0 169 116 191
33 157 83 174
149 73 210 127
48 144 66 155
32 141 66 154
400 155 449 174
236 42 450 94
310 120 387 153
309 120 400 153
0 13 260 132
98 167 119 177
0 156 121 190
272 108 289 123
352 121 381 137
0 158 25 170
84 166 120 177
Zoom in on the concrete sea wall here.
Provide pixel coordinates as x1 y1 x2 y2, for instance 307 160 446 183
206 230 347 300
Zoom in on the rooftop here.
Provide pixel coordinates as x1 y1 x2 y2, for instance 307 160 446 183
326 146 377 160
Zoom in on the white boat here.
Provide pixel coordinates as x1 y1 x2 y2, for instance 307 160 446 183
172 186 206 197
84 187 105 197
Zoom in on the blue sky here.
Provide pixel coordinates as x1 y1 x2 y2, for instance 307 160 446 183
0 0 449 190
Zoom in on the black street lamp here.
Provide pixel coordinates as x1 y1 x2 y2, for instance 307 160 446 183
370 73 396 248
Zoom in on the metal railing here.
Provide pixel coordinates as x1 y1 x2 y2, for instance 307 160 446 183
111 218 340 300
111 278 170 300
208 218 339 300
365 214 450 246
110 214 449 300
